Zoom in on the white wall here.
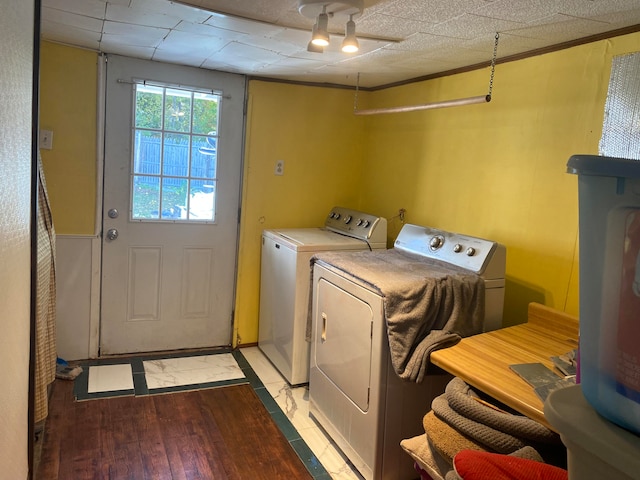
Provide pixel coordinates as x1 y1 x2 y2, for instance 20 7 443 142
56 235 101 360
0 1 35 479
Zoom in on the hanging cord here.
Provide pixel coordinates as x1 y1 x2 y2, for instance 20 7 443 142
354 72 361 111
487 32 500 100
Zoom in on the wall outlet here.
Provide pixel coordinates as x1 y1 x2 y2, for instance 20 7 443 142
275 159 284 176
39 129 54 150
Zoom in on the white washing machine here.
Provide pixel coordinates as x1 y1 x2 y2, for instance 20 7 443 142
258 206 387 385
309 223 506 480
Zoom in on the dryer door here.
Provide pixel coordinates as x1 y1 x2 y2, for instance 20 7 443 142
315 277 373 412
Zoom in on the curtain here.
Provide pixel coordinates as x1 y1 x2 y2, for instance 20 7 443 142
35 151 57 424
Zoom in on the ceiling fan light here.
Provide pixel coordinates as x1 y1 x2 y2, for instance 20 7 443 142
341 17 359 53
312 11 330 46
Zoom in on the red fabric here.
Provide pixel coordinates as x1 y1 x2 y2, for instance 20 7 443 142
453 450 568 480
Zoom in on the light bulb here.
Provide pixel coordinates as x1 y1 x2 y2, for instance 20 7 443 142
341 16 359 53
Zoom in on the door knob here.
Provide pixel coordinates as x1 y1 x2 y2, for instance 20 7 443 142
106 228 119 241
108 208 119 219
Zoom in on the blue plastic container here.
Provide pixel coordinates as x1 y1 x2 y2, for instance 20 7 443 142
568 154 640 435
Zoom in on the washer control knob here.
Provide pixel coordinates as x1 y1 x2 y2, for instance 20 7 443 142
466 247 476 256
356 219 364 226
334 213 341 220
453 243 463 253
344 215 352 224
430 236 444 250
363 220 370 228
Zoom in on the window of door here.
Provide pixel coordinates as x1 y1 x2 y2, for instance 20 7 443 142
132 83 221 222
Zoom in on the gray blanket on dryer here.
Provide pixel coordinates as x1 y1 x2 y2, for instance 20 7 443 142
310 249 485 383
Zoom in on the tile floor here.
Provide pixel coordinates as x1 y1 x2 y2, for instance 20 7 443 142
241 347 363 480
73 347 363 480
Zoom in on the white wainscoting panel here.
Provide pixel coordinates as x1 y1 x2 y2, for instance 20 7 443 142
56 235 101 360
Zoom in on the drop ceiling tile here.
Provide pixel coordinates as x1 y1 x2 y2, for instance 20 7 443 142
376 0 488 24
43 0 107 19
41 20 102 49
296 67 361 84
269 26 316 45
259 57 328 76
156 29 228 56
385 32 466 52
173 20 246 41
510 13 610 39
106 4 183 29
290 47 348 64
222 41 285 61
320 70 394 87
190 0 293 24
337 48 401 73
130 0 213 23
203 13 284 36
590 9 640 27
460 33 544 58
276 10 315 29
355 12 430 39
422 13 525 40
102 20 169 47
240 31 305 56
470 0 558 24
558 0 640 18
151 50 207 67
42 6 104 32
203 42 283 71
99 40 155 59
199 57 244 74
212 57 269 72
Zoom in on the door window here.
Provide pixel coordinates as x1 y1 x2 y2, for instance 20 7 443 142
132 83 221 222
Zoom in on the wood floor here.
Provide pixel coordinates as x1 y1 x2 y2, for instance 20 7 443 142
36 380 314 479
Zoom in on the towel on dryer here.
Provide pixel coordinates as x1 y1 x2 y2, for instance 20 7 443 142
311 249 485 382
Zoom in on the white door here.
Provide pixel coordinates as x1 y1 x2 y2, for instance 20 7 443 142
100 55 245 355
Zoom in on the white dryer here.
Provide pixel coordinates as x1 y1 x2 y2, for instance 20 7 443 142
309 223 506 480
258 206 387 385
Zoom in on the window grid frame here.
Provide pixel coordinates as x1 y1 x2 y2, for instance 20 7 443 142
130 82 221 223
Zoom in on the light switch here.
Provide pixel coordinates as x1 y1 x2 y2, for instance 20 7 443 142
39 129 53 150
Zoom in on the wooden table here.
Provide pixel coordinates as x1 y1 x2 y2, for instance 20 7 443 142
430 303 579 431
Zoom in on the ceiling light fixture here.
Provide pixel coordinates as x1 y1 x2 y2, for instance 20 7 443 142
341 15 359 53
311 6 330 47
299 0 364 53
307 23 325 52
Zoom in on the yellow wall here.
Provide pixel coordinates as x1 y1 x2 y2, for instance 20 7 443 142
234 81 368 345
40 32 640 346
39 42 97 235
358 34 639 325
